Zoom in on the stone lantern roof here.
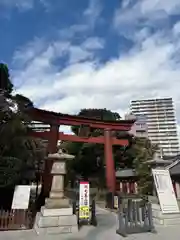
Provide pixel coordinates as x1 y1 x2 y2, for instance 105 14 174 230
146 152 173 166
47 149 75 160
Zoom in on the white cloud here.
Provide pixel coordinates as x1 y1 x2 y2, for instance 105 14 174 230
82 37 104 50
68 46 93 64
141 0 180 15
83 0 103 28
53 0 103 45
58 25 88 40
13 29 180 119
12 38 46 67
114 0 180 37
0 0 34 10
12 36 103 93
173 22 180 36
0 0 47 11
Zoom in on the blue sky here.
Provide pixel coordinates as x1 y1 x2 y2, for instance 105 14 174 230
1 0 180 133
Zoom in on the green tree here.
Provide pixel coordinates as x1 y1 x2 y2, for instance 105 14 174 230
0 63 13 96
131 137 158 196
0 63 46 189
72 108 121 136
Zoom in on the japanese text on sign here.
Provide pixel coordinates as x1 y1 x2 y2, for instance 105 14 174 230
79 181 90 219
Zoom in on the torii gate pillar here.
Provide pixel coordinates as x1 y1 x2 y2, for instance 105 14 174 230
104 129 116 193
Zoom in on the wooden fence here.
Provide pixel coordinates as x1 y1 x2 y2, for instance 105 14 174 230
0 209 33 230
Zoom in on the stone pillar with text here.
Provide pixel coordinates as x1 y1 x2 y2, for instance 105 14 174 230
34 150 78 235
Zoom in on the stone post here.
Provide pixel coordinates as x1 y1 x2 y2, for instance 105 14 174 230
34 150 78 235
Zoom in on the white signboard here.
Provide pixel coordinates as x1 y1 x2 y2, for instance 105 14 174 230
152 169 179 214
11 185 31 209
79 181 90 220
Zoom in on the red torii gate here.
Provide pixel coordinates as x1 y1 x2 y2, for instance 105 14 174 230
27 108 134 195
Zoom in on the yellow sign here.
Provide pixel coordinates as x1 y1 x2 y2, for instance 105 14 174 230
79 206 90 219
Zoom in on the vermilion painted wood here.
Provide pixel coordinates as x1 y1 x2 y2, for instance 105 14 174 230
27 108 134 131
31 131 129 146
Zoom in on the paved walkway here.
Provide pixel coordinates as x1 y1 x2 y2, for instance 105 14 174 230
1 207 180 240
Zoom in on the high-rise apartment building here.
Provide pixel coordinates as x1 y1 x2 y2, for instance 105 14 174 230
130 98 180 157
125 113 148 138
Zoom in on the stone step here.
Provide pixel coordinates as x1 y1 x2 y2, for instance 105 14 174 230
38 214 77 228
45 198 70 208
152 203 180 226
152 210 180 219
35 225 78 235
34 211 78 235
153 217 180 226
41 206 73 216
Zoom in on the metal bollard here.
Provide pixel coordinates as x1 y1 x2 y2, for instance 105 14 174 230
147 203 156 233
116 210 127 237
90 199 97 226
116 197 127 237
72 201 76 215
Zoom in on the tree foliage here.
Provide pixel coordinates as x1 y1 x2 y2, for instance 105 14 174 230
131 137 158 195
0 63 13 96
0 63 46 189
71 108 121 136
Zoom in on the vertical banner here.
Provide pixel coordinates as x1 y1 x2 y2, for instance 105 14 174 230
79 181 90 220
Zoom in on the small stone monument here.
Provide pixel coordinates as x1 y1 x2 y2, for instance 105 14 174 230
34 149 78 235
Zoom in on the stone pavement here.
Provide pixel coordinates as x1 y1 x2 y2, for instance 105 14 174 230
1 206 180 240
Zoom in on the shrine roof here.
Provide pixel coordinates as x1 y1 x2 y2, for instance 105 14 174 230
116 168 137 177
166 157 180 175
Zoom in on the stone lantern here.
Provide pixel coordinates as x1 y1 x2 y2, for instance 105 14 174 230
34 149 78 235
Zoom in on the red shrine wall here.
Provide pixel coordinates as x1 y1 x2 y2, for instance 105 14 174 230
116 180 138 194
115 179 180 198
